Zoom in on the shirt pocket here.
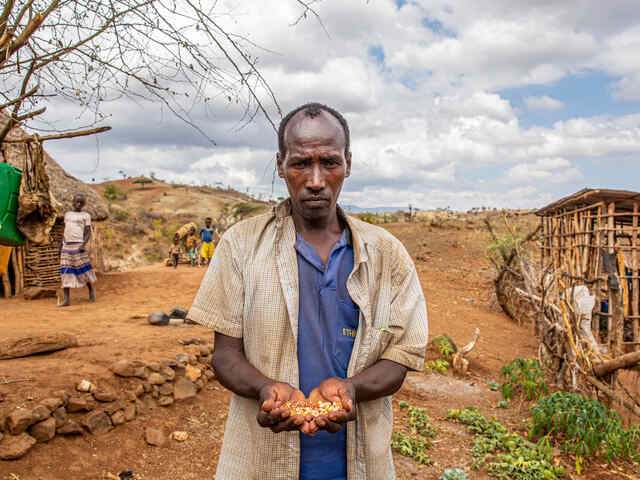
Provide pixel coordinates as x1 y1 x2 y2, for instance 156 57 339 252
332 299 359 374
365 328 395 367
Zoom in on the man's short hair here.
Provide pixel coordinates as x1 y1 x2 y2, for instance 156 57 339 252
277 102 350 157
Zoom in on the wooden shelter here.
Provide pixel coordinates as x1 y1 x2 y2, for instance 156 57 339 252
537 188 640 351
0 115 108 298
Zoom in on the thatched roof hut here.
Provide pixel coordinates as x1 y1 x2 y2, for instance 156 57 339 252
0 114 108 298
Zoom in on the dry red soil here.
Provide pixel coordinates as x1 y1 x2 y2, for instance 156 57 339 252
0 220 630 479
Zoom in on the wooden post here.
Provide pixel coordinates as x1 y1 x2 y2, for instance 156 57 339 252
607 202 616 344
594 205 603 339
633 202 639 347
10 248 22 295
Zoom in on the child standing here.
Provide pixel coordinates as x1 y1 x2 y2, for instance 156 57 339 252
200 217 215 266
186 226 198 267
169 233 182 268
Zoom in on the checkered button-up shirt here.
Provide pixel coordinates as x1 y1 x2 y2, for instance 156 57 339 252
188 200 428 480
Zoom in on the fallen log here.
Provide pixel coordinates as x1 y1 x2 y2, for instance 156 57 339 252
0 333 78 360
593 350 640 377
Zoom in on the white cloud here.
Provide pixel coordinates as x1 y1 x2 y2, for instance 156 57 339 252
503 157 582 184
524 95 565 111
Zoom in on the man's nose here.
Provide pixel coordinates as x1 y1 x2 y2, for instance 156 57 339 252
307 164 325 191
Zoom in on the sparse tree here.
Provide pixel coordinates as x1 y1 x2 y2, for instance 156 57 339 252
0 0 320 144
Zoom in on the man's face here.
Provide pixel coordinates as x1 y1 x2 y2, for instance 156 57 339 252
205 219 211 228
72 195 85 211
277 110 351 222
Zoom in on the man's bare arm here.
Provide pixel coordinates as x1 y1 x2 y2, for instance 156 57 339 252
350 359 408 402
211 332 307 432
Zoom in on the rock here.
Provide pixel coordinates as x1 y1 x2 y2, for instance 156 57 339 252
145 427 167 446
123 403 136 422
57 420 83 435
29 417 56 442
6 408 34 435
185 365 202 382
31 405 51 423
52 390 70 406
67 395 95 413
110 410 126 426
40 397 64 411
204 369 215 381
147 361 161 372
133 384 144 398
188 355 198 365
148 312 170 326
142 395 155 410
110 359 146 378
125 391 138 402
52 407 67 428
174 377 197 401
148 373 165 385
198 345 210 356
151 387 159 399
103 400 125 416
180 336 204 345
158 395 174 407
23 286 56 300
169 307 188 319
162 359 178 369
172 431 188 442
0 432 37 460
158 383 173 396
174 364 186 377
94 388 119 403
160 366 175 381
142 381 152 393
184 345 201 357
82 411 113 435
175 353 190 364
0 333 78 360
195 378 204 391
76 379 93 392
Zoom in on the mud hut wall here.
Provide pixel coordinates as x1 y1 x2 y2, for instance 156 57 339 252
540 199 640 350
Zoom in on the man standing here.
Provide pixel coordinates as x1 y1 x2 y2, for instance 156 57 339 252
188 103 427 479
199 217 215 266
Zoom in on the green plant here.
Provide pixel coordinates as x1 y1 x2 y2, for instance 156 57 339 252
530 391 640 473
431 334 456 358
392 405 436 465
398 401 409 408
497 400 508 409
113 209 129 222
500 358 548 401
440 469 469 480
104 184 119 201
426 359 449 374
488 381 499 391
133 177 153 188
447 406 565 480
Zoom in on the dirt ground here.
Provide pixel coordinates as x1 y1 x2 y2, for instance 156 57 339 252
0 219 631 479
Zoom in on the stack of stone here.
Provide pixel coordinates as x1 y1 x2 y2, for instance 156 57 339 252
0 341 215 460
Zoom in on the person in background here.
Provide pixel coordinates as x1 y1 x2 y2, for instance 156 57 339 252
58 194 97 307
186 226 199 267
169 233 181 268
200 217 215 266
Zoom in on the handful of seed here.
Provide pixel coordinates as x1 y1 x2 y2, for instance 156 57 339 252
282 400 344 417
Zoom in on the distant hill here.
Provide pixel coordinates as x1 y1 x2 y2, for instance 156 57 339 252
341 204 409 214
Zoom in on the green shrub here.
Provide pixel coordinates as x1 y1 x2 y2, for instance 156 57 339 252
431 334 456 358
500 358 547 401
425 359 449 374
530 391 640 473
113 209 129 222
392 405 436 465
440 469 469 480
447 406 565 480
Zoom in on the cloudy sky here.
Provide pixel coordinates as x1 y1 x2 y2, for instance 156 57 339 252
37 0 640 211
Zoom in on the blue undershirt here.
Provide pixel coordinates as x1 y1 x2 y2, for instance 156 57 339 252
200 228 214 243
295 230 359 480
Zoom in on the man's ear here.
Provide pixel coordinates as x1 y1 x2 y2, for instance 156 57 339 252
345 151 352 178
277 152 285 178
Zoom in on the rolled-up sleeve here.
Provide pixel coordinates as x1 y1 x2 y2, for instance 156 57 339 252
187 234 244 338
380 246 428 372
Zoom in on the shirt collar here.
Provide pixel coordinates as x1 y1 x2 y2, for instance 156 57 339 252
274 199 367 264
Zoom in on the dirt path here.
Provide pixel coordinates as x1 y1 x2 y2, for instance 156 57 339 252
0 222 561 480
